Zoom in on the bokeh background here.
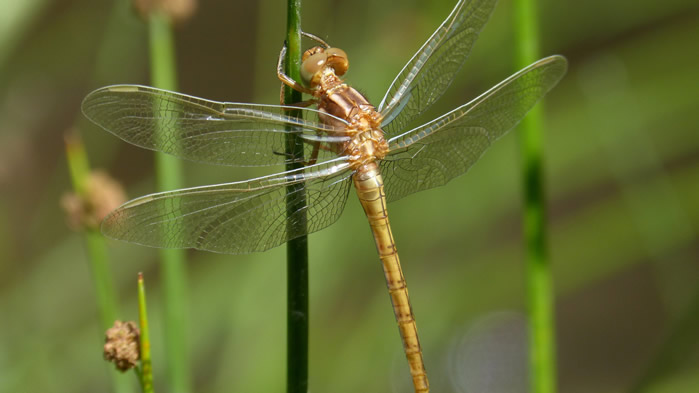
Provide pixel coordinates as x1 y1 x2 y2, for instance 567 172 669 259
1 0 698 392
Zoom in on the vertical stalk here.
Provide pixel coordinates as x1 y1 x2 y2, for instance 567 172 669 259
513 0 557 392
65 133 131 393
65 133 120 330
283 1 309 393
148 10 191 393
138 273 155 393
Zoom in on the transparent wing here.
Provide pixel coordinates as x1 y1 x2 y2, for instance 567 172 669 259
102 158 354 254
82 85 350 167
381 55 567 202
378 0 497 136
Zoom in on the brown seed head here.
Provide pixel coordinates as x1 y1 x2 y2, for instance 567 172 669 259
132 0 197 24
104 320 140 372
61 170 126 231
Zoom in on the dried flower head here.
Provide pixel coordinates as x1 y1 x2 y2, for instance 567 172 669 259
61 170 126 231
132 0 198 24
104 320 140 372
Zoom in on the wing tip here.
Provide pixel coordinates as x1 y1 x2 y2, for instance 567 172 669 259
539 54 569 77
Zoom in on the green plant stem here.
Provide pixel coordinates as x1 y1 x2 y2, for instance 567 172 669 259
65 134 120 329
138 273 154 393
84 231 120 329
65 134 131 393
148 11 190 393
283 2 309 393
513 0 557 392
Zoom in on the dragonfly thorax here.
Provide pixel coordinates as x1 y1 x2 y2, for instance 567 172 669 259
343 119 389 170
314 81 388 170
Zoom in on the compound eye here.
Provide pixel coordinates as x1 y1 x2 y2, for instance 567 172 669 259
325 47 349 76
300 52 328 86
302 46 325 62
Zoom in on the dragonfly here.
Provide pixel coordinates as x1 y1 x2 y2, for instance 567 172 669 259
82 0 566 392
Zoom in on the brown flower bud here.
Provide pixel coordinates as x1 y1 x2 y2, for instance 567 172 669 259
61 170 126 231
104 320 140 372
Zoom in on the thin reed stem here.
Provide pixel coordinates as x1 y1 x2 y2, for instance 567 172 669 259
513 0 557 392
65 133 120 329
283 1 309 393
148 11 190 393
138 273 154 393
65 133 132 393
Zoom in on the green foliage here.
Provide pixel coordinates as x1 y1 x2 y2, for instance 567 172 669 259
1 0 697 392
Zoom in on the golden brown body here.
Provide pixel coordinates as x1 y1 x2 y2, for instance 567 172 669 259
354 162 429 393
294 45 430 393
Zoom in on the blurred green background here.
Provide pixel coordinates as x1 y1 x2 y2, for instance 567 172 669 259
1 0 698 392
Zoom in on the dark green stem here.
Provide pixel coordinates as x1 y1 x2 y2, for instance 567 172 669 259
514 0 557 392
148 11 190 393
283 2 309 393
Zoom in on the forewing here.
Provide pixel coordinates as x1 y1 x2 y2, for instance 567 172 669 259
381 55 567 202
82 85 349 167
378 0 497 136
102 159 354 254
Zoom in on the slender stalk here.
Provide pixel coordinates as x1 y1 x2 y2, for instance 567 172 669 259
513 1 557 392
148 10 190 393
65 133 131 393
65 133 120 329
138 273 155 393
283 2 309 393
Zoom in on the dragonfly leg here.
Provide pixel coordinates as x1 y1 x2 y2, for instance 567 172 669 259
271 135 329 167
301 31 330 48
278 83 317 107
306 139 322 166
277 42 315 96
277 31 331 97
272 149 303 163
303 139 337 166
271 148 317 166
306 139 338 165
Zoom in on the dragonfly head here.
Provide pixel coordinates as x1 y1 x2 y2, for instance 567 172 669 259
300 46 349 88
